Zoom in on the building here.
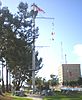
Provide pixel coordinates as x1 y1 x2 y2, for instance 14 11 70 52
58 64 81 85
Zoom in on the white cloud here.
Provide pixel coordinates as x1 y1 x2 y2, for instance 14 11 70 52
74 44 82 57
73 44 82 61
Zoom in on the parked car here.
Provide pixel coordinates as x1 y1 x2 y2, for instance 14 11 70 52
41 90 47 96
41 89 54 96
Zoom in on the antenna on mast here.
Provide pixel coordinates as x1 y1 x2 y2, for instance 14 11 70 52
65 54 67 64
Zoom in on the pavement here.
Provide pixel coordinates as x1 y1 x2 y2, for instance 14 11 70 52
27 94 43 100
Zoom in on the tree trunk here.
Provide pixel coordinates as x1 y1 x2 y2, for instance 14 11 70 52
16 85 21 91
2 60 5 93
6 66 8 92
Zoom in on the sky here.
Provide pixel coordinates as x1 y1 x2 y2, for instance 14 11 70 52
0 0 82 80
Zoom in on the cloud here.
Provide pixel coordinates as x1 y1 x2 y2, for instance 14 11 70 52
73 44 82 61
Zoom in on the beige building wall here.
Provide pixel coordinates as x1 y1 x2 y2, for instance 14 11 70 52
58 64 81 84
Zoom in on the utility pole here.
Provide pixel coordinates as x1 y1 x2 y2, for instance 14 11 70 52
32 16 36 94
31 3 38 94
30 3 55 94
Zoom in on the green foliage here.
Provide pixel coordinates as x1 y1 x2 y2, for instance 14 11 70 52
77 77 82 86
49 74 59 86
63 77 82 87
35 76 43 90
0 2 43 91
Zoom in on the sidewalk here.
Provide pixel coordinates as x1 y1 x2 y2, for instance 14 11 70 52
27 94 43 100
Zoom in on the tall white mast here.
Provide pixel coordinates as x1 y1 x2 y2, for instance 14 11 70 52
61 42 64 64
0 0 2 9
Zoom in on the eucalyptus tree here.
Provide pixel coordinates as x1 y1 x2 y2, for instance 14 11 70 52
10 2 43 90
0 6 14 92
0 2 43 91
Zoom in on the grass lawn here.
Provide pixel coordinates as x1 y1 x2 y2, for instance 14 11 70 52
0 93 32 100
13 96 32 100
0 95 32 100
43 91 82 100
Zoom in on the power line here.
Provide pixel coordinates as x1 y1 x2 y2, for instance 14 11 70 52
36 46 50 48
36 16 55 20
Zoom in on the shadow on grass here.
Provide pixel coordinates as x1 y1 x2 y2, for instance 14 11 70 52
0 95 12 100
